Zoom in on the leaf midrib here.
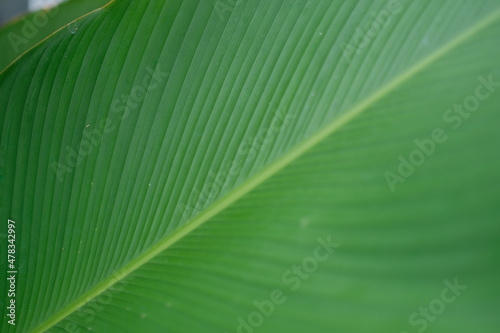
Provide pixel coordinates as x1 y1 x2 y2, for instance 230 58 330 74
32 8 500 333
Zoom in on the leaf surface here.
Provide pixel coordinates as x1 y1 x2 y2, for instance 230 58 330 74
1 1 499 332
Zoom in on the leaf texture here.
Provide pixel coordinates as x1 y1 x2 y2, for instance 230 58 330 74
1 0 499 332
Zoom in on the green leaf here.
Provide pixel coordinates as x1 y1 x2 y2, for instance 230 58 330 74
1 0 500 332
0 0 110 73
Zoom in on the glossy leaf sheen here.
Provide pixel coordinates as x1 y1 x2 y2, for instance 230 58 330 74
0 0 110 73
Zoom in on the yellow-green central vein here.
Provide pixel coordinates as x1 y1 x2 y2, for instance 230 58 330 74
32 8 500 333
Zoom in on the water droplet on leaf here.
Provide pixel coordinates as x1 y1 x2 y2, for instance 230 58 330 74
68 23 79 34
